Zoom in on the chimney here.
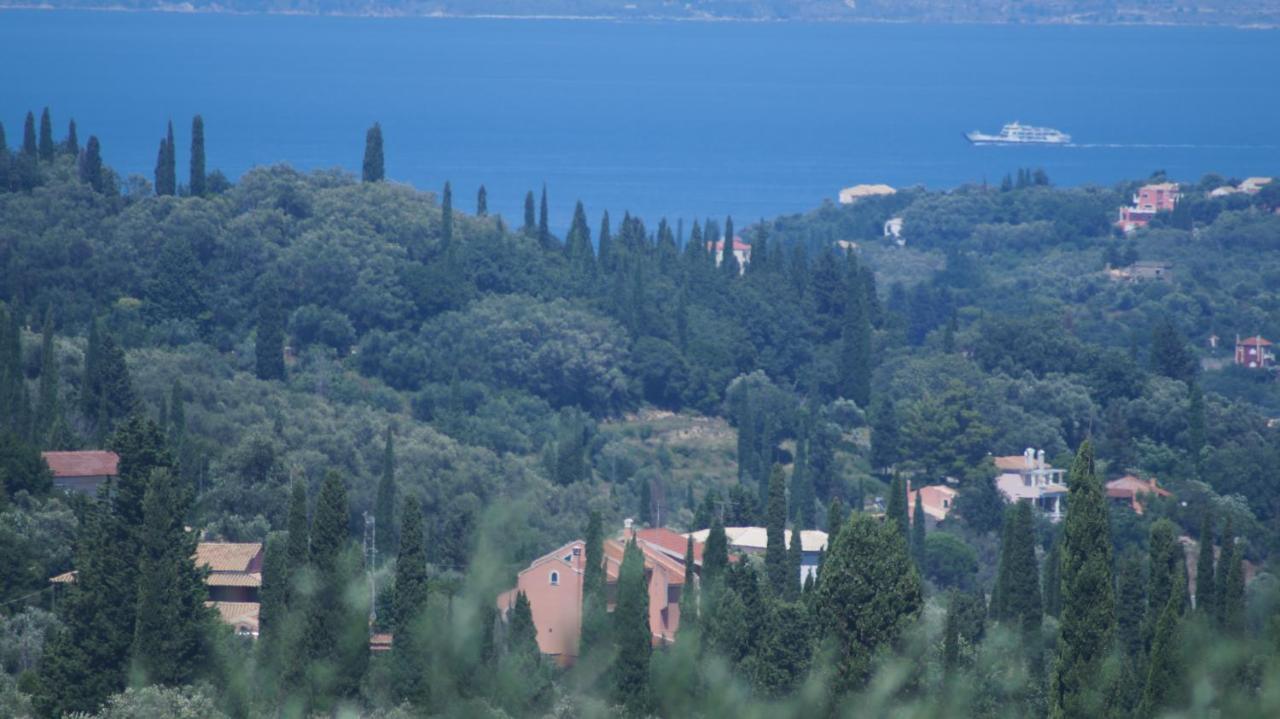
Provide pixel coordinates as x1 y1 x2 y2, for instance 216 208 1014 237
1024 448 1034 469
1036 449 1045 470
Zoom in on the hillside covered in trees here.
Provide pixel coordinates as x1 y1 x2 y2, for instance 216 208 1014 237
3 108 1280 717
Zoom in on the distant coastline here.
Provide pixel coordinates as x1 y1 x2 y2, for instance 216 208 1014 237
2 3 1278 30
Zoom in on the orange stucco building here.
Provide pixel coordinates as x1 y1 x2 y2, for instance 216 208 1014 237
497 526 697 666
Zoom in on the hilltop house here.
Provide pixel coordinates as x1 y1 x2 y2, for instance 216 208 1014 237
839 184 896 204
1105 475 1172 515
1235 335 1274 369
1116 182 1180 233
906 484 958 528
51 541 264 637
993 449 1068 521
41 450 119 495
706 237 752 273
686 526 829 583
497 524 700 666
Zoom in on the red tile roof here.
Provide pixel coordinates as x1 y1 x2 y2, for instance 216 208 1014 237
635 527 703 563
41 451 119 478
1238 336 1272 347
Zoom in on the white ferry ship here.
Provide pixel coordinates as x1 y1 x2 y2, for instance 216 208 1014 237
965 122 1071 145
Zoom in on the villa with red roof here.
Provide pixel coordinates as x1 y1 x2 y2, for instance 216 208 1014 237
1106 475 1172 515
706 237 752 273
993 448 1068 522
497 523 699 666
41 450 119 495
1235 335 1274 369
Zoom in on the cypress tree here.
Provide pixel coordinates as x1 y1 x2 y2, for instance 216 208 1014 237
256 532 289 688
911 491 926 567
612 538 652 714
1218 518 1245 634
638 474 652 526
476 184 487 216
565 200 596 286
680 534 700 631
38 107 55 162
720 216 736 275
813 513 922 692
538 184 550 247
35 310 59 442
81 318 101 419
785 526 803 600
361 122 384 183
78 135 104 192
154 121 176 196
64 118 79 157
131 468 212 686
1050 441 1115 719
790 434 813 527
1115 551 1146 659
579 510 610 663
168 379 185 448
0 122 9 190
523 191 536 233
992 502 1042 631
943 591 962 678
869 397 900 474
748 599 811 697
374 426 397 560
597 211 614 273
885 475 908 542
703 516 729 586
441 180 453 252
255 287 286 381
508 590 538 655
1195 509 1216 615
839 257 872 407
305 471 368 709
21 111 37 158
286 480 310 574
1144 519 1181 647
391 496 430 705
827 496 847 534
154 139 169 196
1139 565 1187 717
764 464 789 595
189 115 205 196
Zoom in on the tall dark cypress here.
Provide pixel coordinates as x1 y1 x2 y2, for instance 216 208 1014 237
21 111 37 158
839 257 872 407
611 538 652 714
1217 517 1245 634
703 516 729 587
441 181 454 253
305 471 368 710
391 496 430 705
1195 510 1216 615
597 211 614 272
679 534 700 630
785 526 803 600
154 139 169 196
78 135 104 192
38 107 55 162
361 122 384 183
523 191 536 233
131 468 212 686
255 286 286 381
1050 441 1115 719
374 426 397 559
538 184 550 247
1145 519 1181 646
885 476 908 542
1139 564 1187 717
285 480 310 601
256 532 289 688
156 121 176 196
188 115 205 196
579 510 610 662
910 490 926 567
35 309 59 443
64 118 79 157
764 464 789 596
476 184 487 216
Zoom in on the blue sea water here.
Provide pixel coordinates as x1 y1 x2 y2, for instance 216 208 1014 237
2 10 1278 229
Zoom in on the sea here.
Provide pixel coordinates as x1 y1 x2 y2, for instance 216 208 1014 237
2 10 1279 230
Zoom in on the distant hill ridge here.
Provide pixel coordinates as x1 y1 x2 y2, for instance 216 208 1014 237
6 0 1280 27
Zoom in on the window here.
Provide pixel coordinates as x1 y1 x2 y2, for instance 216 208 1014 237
549 571 560 586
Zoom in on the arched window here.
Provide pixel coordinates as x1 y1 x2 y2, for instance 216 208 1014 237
549 571 560 586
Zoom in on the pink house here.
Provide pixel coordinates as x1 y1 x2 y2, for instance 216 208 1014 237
706 237 752 273
497 525 696 666
1116 182 1180 233
906 483 959 527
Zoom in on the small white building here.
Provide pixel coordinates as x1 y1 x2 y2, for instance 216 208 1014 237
883 217 904 245
839 184 896 204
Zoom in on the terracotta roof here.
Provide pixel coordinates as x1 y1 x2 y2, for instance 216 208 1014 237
1106 475 1172 515
706 238 752 253
370 633 393 652
635 527 703 563
41 451 119 478
907 485 958 522
207 572 262 588
603 533 688 585
993 455 1031 471
1238 336 1273 347
207 601 259 634
49 571 77 584
195 543 263 573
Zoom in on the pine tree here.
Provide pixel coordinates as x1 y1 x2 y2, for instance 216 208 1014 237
64 118 79 157
538 185 550 247
1195 509 1216 615
911 490 927 567
362 122 384 183
189 115 205 196
523 191 536 233
131 468 212 686
1050 441 1115 719
374 426 397 559
38 108 55 162
785 526 803 600
78 135 104 192
764 464 789 595
441 180 454 253
476 184 487 216
813 513 922 692
612 538 652 714
392 496 430 704
21 111 37 158
305 471 368 710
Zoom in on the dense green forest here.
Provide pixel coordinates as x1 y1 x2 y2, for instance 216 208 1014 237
3 108 1280 717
